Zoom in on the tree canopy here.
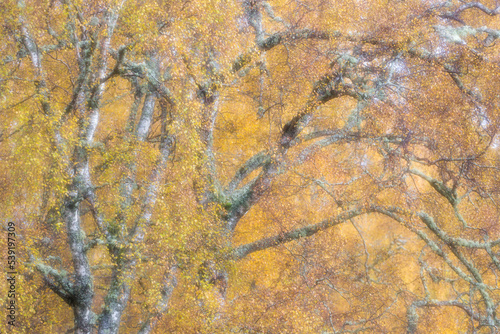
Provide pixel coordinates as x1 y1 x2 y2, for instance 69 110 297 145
1 0 500 333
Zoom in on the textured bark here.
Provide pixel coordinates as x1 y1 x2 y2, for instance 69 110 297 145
137 264 178 334
18 2 95 332
97 80 173 332
97 258 135 334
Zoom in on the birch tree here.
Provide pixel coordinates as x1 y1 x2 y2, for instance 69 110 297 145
1 0 499 333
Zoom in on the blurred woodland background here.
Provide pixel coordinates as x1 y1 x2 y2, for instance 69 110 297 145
1 0 500 332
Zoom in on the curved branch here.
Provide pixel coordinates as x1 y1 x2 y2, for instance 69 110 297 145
226 151 271 194
454 2 500 16
407 299 480 333
409 169 458 206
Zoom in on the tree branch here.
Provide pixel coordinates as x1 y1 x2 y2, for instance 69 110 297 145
226 151 271 194
233 206 370 259
137 264 178 334
33 260 75 306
